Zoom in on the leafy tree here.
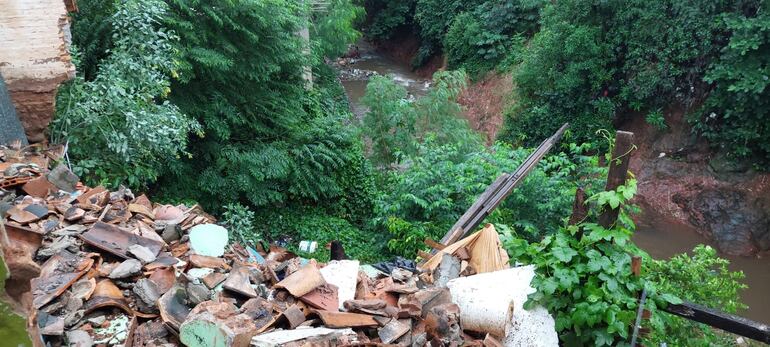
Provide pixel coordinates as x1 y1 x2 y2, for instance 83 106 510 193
155 0 366 212
52 0 200 188
362 70 480 165
311 0 365 60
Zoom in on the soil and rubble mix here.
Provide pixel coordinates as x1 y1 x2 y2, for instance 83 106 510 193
0 144 557 347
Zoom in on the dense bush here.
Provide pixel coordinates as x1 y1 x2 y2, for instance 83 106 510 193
645 245 747 346
500 0 763 149
503 178 665 346
252 207 391 263
363 0 416 41
444 0 543 76
52 0 200 188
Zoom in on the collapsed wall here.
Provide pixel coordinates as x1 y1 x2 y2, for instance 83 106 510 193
0 0 76 143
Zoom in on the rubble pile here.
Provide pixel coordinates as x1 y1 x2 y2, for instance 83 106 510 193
0 145 557 347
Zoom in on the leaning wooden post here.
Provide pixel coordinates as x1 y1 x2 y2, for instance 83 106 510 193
598 131 634 228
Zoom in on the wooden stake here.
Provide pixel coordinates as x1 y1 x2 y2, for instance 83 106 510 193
568 188 588 226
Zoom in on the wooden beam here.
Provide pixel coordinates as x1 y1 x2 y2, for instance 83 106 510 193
662 302 770 344
438 123 570 246
598 131 634 228
424 238 446 251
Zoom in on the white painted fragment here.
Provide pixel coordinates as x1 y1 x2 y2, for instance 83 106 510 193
251 327 355 346
189 224 229 257
446 265 558 347
319 260 359 310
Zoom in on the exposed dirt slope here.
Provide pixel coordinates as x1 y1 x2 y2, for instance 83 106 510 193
458 73 512 144
619 109 770 256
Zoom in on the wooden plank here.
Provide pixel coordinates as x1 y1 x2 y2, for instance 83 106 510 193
440 174 508 245
662 302 770 344
424 238 446 251
598 131 634 228
438 123 570 246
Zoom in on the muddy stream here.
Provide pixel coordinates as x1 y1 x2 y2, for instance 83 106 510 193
337 42 770 324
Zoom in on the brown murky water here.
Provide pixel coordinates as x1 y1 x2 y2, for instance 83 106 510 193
338 41 429 117
633 213 770 323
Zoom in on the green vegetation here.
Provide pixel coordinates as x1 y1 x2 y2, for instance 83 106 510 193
505 180 660 345
646 245 748 346
362 70 479 165
364 0 769 167
52 0 200 188
50 1 757 345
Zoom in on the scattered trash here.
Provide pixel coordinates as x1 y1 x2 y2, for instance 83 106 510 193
298 240 317 253
1 147 559 346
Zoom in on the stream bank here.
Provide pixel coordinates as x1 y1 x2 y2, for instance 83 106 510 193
336 43 770 324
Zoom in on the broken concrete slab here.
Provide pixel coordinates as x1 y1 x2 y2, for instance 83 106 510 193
46 164 78 192
319 260 359 310
134 278 161 309
38 311 64 335
108 259 142 279
188 223 228 257
65 329 93 347
128 244 157 264
433 254 461 288
186 282 211 306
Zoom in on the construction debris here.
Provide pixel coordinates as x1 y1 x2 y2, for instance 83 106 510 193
0 146 558 346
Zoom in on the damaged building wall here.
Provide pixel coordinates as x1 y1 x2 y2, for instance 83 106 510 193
0 0 76 143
